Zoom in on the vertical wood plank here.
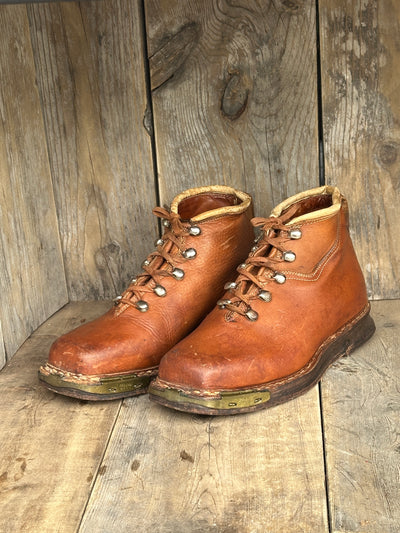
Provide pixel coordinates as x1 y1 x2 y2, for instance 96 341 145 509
321 300 400 532
0 320 5 369
0 301 121 533
319 0 400 299
79 390 328 532
0 4 67 364
28 0 157 300
145 0 319 213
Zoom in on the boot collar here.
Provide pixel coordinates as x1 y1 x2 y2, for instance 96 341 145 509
171 185 252 222
270 185 342 226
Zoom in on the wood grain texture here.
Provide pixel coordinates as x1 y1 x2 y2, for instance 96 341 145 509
0 301 120 533
79 389 328 532
319 0 400 299
0 320 5 369
145 0 319 214
28 0 157 300
0 4 67 366
322 300 400 533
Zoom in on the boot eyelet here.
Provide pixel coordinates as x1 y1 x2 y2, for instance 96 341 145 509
135 300 149 312
258 290 272 302
155 238 164 247
289 228 302 239
153 285 167 297
251 245 258 253
224 281 237 290
245 309 258 321
113 295 122 305
162 220 170 228
239 263 247 270
142 259 150 268
172 268 185 280
183 248 197 259
189 226 201 236
218 299 231 308
273 272 286 284
283 251 296 262
131 277 137 284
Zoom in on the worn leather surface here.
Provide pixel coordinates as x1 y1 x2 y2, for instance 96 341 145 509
47 189 254 376
157 191 370 391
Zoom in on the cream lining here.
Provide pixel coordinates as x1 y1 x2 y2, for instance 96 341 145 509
270 185 342 225
170 185 252 221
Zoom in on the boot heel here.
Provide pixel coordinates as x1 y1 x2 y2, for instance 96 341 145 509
328 310 376 364
266 308 375 408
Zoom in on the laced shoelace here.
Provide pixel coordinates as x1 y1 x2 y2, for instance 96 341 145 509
114 207 200 312
219 204 300 321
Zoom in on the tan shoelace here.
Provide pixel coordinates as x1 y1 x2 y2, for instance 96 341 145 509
221 204 300 321
115 207 197 312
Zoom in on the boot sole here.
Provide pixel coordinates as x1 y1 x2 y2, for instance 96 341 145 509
149 306 375 415
38 363 158 400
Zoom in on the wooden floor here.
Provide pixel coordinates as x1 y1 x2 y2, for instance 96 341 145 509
0 300 398 533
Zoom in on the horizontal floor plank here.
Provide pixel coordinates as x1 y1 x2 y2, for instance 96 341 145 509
80 389 328 532
322 300 400 532
0 301 120 533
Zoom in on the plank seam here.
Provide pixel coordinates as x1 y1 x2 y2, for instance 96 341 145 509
318 381 333 533
77 399 124 532
139 0 161 234
316 0 326 187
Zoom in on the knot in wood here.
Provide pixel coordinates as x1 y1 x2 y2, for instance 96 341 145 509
377 141 399 167
221 71 249 120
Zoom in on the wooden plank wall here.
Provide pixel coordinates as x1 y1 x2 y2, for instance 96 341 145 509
0 0 399 368
145 0 319 214
0 5 68 366
320 0 400 300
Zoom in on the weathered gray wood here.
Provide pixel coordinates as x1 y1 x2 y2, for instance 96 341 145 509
79 388 328 532
145 0 319 213
0 320 5 370
320 0 400 299
0 301 121 533
28 0 157 300
0 4 67 364
322 300 400 532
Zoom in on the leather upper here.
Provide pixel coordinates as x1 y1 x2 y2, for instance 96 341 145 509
47 186 254 376
157 187 370 390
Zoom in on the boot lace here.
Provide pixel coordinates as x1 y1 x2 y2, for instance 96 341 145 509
114 207 199 312
220 204 300 321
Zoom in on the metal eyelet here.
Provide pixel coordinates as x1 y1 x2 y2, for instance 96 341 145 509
153 285 167 297
189 226 201 236
245 309 258 321
273 273 286 284
182 248 197 259
155 238 164 247
251 245 258 253
217 299 232 308
172 268 185 280
258 290 272 302
135 300 149 312
238 263 247 270
113 295 122 305
283 251 296 262
289 228 302 239
162 220 170 228
224 281 237 291
142 259 150 268
130 277 137 284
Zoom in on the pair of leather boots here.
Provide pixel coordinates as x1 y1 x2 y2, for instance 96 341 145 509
39 185 375 415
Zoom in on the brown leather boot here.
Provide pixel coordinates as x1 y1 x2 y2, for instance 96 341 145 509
149 186 375 415
39 186 254 400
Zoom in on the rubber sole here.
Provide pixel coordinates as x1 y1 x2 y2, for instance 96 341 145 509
149 308 376 415
38 363 158 400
